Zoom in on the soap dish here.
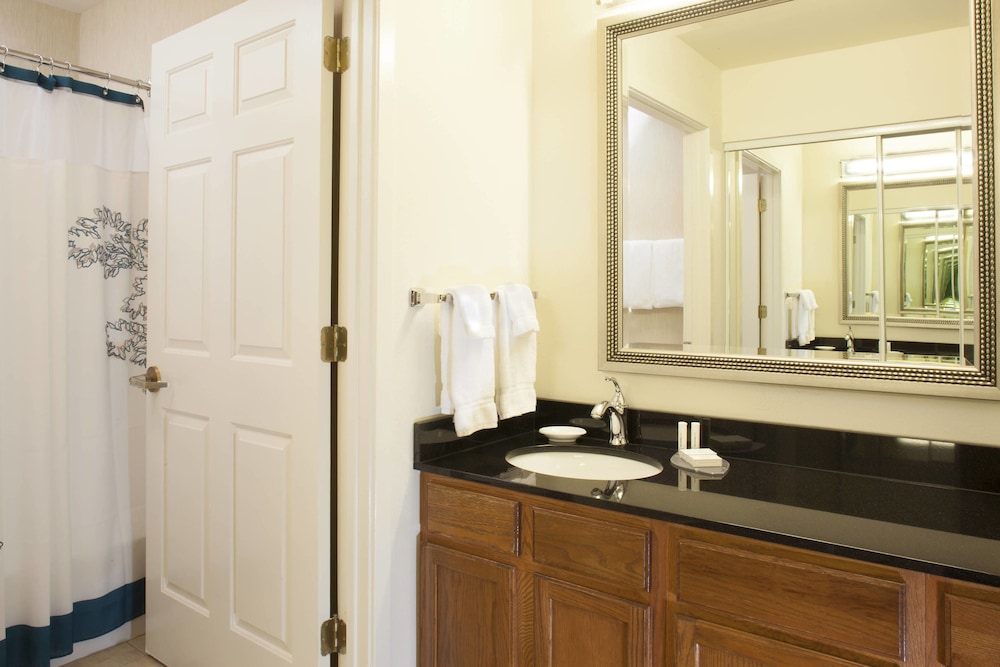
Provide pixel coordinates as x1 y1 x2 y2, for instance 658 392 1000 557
539 425 587 443
669 452 730 478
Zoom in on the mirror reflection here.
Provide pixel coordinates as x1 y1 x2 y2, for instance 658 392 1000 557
844 175 974 321
604 0 995 389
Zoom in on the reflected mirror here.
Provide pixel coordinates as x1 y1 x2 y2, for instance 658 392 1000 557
602 0 996 391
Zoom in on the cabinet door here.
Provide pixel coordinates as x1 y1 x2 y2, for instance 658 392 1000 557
676 616 868 667
940 584 1000 666
421 544 519 667
535 576 650 667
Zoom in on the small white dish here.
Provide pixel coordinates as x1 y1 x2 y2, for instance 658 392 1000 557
539 425 587 443
669 453 730 478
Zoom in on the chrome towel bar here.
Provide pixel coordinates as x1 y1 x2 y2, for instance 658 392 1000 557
409 287 537 307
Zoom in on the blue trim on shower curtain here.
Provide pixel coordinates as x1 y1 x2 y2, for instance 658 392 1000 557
0 579 145 667
0 63 144 109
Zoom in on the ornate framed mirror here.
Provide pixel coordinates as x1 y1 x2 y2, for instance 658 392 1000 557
601 0 996 395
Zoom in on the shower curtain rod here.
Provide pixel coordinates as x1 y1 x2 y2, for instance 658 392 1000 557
1 44 151 94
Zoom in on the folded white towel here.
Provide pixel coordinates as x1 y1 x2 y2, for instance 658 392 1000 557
440 285 498 436
494 284 538 419
792 289 818 346
622 240 653 309
651 238 684 308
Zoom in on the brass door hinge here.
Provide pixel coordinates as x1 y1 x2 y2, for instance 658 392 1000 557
321 325 348 363
324 36 350 73
757 198 767 213
758 305 767 319
321 615 347 655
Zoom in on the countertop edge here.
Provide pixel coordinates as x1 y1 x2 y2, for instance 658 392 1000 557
415 462 1000 589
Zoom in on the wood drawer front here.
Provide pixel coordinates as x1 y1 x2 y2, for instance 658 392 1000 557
943 593 1000 665
424 480 520 556
676 616 870 667
676 538 904 659
531 507 650 594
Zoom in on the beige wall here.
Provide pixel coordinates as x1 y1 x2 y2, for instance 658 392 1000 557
78 0 243 81
624 28 723 145
721 27 971 142
0 0 239 86
369 0 533 663
532 0 1000 447
0 0 79 63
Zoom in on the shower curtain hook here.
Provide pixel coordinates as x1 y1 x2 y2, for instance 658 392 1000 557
134 79 142 103
0 46 7 74
103 72 111 96
48 57 54 77
34 53 43 74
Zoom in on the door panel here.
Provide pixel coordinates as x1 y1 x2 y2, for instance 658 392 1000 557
421 544 518 667
535 576 650 667
146 1 333 665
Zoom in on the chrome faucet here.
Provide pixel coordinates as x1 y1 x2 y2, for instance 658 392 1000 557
845 326 855 355
591 376 628 447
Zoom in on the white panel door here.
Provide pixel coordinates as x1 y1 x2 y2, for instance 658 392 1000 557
145 1 333 665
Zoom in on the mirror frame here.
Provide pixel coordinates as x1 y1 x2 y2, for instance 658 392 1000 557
602 0 997 394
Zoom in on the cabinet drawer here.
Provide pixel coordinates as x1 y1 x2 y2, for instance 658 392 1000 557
676 534 904 659
676 616 870 667
424 478 521 556
531 506 650 594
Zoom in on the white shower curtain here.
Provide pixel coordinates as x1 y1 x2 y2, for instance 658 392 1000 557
0 65 148 667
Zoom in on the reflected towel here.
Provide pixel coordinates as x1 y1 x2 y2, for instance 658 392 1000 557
440 285 498 436
867 290 880 314
494 284 538 419
790 289 818 346
651 238 684 308
622 240 653 309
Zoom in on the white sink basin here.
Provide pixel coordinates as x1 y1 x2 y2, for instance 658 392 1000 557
505 445 663 480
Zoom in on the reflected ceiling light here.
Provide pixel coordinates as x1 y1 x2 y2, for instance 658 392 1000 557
900 207 972 223
841 149 973 181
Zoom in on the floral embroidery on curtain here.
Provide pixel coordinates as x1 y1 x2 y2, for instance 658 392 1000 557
67 207 148 365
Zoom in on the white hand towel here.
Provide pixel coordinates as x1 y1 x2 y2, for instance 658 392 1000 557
651 238 684 308
622 240 653 309
868 290 880 314
440 285 498 436
795 289 818 346
494 284 538 419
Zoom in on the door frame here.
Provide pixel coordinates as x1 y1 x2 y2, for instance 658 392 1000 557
333 0 378 663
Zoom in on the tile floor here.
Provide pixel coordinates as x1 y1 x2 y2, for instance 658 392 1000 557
65 636 163 667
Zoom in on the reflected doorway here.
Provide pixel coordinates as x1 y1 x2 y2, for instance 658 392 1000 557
736 152 782 354
620 90 709 351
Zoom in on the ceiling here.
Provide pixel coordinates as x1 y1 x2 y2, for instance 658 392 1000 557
34 0 104 13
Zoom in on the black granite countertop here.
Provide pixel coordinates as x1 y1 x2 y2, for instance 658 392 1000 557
414 400 1000 588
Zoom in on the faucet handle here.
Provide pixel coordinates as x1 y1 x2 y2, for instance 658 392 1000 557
605 376 626 407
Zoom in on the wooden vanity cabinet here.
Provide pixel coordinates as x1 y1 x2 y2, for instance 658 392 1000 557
667 525 924 666
421 544 520 667
420 473 1000 667
675 616 874 666
419 474 659 667
934 578 1000 665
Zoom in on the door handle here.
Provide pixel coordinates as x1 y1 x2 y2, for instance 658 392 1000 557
129 366 168 393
